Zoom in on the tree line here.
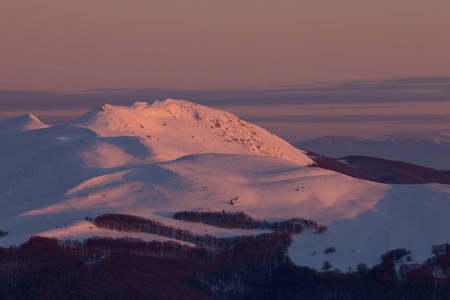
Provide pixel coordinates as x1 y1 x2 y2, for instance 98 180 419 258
93 213 292 250
173 210 327 234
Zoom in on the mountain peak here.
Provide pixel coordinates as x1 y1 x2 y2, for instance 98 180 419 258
73 99 313 166
0 114 48 135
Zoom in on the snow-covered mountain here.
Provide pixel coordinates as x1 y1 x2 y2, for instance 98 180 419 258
0 114 48 135
73 100 313 166
294 135 450 170
0 99 449 273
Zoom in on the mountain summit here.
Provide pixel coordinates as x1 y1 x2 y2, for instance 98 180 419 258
0 114 48 135
73 99 313 165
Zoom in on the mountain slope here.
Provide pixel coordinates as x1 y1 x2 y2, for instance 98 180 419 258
0 153 387 246
290 183 450 271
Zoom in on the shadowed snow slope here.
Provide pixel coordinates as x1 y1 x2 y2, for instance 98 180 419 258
0 114 48 135
0 100 449 272
289 184 450 271
73 99 313 165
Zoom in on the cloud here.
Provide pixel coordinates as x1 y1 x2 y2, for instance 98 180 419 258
1 76 450 126
86 76 450 106
240 114 450 124
0 76 449 105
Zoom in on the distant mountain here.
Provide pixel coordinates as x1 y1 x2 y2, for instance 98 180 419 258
308 151 450 184
0 114 48 135
294 135 450 170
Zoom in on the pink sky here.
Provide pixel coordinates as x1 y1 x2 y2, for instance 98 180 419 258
1 1 449 141
1 1 449 90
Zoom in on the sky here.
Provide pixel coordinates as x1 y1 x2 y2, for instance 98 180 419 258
1 1 449 141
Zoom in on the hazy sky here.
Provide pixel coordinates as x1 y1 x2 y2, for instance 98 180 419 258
1 1 449 141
